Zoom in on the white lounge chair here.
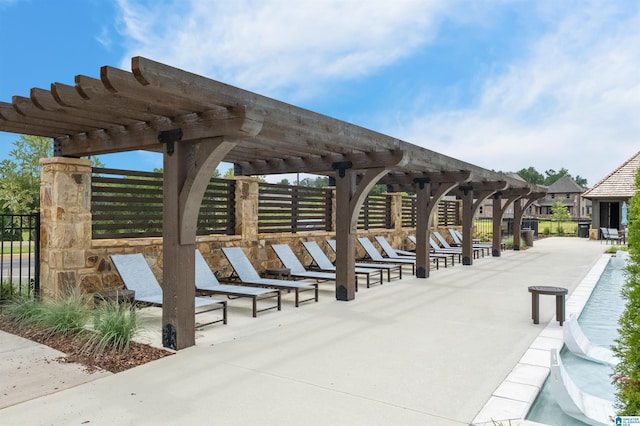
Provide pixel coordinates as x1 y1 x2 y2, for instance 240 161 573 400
221 247 318 307
549 348 615 426
111 253 227 326
195 250 281 318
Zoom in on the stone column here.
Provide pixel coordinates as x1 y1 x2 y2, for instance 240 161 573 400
39 157 92 299
232 176 260 243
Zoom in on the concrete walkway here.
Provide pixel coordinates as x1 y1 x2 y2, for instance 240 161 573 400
0 237 609 425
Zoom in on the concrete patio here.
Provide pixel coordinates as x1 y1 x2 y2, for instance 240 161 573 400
0 237 610 425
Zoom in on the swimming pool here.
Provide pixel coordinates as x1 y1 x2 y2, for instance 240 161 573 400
526 252 627 425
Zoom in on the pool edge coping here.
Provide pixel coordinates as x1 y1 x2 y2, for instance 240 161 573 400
471 253 613 425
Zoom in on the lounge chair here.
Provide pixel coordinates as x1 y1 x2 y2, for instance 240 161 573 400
195 250 281 318
448 229 491 255
270 244 338 283
407 235 462 263
326 240 403 281
221 247 318 307
301 241 384 287
549 348 615 426
433 231 483 258
357 237 418 273
111 253 227 326
374 235 451 268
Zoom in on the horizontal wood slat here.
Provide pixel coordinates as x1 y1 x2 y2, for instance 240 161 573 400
91 168 235 238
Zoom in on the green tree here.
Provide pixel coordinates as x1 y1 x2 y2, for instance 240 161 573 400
544 168 570 186
613 168 640 414
517 167 545 185
0 135 52 213
0 135 104 214
550 200 571 234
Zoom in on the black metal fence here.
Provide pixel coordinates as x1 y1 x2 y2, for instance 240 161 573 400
0 214 40 300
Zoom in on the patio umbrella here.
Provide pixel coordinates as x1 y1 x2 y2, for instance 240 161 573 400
621 202 629 226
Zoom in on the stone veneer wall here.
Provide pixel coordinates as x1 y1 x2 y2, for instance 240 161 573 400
40 157 419 296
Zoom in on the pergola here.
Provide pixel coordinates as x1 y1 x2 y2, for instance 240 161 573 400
0 57 545 349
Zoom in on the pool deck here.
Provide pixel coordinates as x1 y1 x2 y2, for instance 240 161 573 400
0 237 611 425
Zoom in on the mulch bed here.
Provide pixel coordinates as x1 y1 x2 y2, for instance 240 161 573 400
0 316 172 373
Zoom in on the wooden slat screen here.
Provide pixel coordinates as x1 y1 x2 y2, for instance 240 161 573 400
91 168 235 239
358 194 391 230
258 183 332 233
401 194 416 227
438 200 460 226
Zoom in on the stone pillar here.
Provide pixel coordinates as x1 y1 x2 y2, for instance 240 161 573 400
232 176 260 243
40 157 92 299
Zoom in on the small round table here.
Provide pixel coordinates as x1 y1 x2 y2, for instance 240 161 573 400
528 286 568 326
264 267 291 280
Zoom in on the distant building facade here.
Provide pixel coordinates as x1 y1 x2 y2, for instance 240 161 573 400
537 175 590 219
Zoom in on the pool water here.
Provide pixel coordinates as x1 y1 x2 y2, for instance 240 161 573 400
526 253 627 425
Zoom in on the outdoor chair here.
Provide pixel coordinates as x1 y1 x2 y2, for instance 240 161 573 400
607 228 625 244
433 231 484 258
374 235 452 268
326 240 403 281
195 250 281 318
221 247 318 307
357 237 419 273
111 253 227 326
301 241 384 287
448 229 491 255
270 244 338 283
408 235 462 263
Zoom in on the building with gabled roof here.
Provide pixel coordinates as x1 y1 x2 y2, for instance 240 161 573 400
583 150 640 231
537 175 590 219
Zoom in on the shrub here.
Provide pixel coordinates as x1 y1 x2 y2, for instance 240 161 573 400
613 168 640 413
503 237 514 250
4 294 43 325
542 226 549 235
85 300 138 355
39 290 91 335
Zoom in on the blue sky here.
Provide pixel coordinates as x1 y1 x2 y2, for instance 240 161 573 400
1 0 639 186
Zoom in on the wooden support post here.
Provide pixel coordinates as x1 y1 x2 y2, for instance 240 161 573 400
513 199 523 251
161 135 237 350
333 164 388 300
334 166 357 301
162 138 196 350
460 186 474 265
492 194 502 257
414 179 431 278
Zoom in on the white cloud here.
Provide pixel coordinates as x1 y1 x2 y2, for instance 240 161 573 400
397 1 640 186
115 0 449 99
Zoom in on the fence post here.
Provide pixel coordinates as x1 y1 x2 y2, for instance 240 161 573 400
231 176 260 243
39 157 92 299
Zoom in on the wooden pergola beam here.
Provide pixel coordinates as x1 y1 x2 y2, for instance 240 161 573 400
237 149 407 175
